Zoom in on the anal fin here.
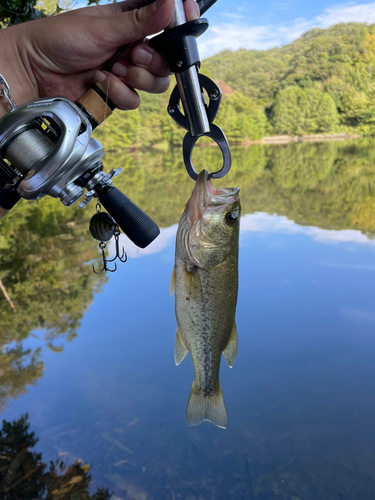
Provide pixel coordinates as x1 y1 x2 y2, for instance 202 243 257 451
174 328 188 366
223 323 238 368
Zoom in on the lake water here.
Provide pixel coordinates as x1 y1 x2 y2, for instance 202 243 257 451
1 140 375 499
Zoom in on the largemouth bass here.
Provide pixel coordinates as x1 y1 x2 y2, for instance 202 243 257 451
170 170 240 428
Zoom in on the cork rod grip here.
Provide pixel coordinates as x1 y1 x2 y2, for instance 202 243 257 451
77 85 116 129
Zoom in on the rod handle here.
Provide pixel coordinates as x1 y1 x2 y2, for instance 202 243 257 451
77 85 116 129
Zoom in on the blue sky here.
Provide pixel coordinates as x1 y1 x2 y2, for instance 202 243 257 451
197 0 375 57
76 0 375 57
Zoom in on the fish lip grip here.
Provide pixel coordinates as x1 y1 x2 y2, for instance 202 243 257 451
183 124 231 181
149 0 231 181
168 74 231 181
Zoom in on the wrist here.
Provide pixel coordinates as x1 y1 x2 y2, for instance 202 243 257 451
0 25 39 118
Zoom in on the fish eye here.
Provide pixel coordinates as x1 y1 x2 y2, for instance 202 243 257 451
225 210 239 226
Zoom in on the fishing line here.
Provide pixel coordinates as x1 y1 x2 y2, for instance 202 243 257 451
102 72 111 152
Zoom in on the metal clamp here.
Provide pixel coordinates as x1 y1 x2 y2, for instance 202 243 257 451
168 74 231 181
149 0 232 182
168 74 222 130
183 124 231 181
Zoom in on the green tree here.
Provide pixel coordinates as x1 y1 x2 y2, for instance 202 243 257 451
272 87 338 135
0 0 44 27
216 92 268 141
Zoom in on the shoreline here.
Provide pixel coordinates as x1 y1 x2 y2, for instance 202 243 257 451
105 133 366 154
261 133 364 145
194 133 364 147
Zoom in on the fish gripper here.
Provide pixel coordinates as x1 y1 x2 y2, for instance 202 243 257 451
149 5 232 182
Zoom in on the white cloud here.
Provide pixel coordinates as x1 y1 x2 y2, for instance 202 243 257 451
200 2 375 58
105 212 375 261
200 24 283 57
317 1 375 26
107 224 177 259
240 212 375 246
219 12 246 20
72 0 375 59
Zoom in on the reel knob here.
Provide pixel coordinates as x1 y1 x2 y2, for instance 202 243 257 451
98 186 160 248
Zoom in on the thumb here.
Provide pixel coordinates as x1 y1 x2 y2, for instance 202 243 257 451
93 0 175 50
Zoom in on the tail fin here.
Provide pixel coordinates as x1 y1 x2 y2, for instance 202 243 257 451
186 383 227 429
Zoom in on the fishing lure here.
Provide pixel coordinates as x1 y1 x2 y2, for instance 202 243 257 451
89 205 127 274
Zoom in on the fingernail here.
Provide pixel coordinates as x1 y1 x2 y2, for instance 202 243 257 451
94 70 106 84
113 63 128 78
133 46 153 66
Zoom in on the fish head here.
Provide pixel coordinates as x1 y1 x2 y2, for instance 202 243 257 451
177 170 241 269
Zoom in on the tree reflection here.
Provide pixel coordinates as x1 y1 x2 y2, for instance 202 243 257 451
102 139 375 237
0 197 107 410
1 139 375 412
0 414 111 499
0 345 42 414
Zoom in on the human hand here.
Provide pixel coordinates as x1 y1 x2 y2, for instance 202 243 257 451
0 0 200 115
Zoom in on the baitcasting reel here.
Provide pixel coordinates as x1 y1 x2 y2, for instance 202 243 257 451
0 84 160 249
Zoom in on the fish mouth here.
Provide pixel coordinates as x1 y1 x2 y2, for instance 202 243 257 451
197 170 239 206
186 170 239 225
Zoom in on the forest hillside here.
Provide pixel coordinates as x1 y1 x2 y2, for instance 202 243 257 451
95 22 375 148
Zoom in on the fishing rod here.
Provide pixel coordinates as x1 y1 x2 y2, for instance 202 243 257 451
0 0 230 271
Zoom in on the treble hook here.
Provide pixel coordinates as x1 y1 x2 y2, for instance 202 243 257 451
107 230 127 263
93 242 117 274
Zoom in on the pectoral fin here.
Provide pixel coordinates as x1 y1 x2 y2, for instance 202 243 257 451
169 265 176 296
174 328 188 366
184 264 202 300
223 323 238 368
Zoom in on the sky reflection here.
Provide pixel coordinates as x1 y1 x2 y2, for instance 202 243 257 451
2 208 375 498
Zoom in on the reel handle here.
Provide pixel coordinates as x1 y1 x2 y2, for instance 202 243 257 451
98 186 160 249
77 90 161 248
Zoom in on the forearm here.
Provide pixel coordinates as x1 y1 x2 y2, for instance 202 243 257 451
0 24 38 119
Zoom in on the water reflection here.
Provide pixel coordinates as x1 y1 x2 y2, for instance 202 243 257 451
0 414 111 499
1 140 375 498
104 138 375 234
0 199 106 410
